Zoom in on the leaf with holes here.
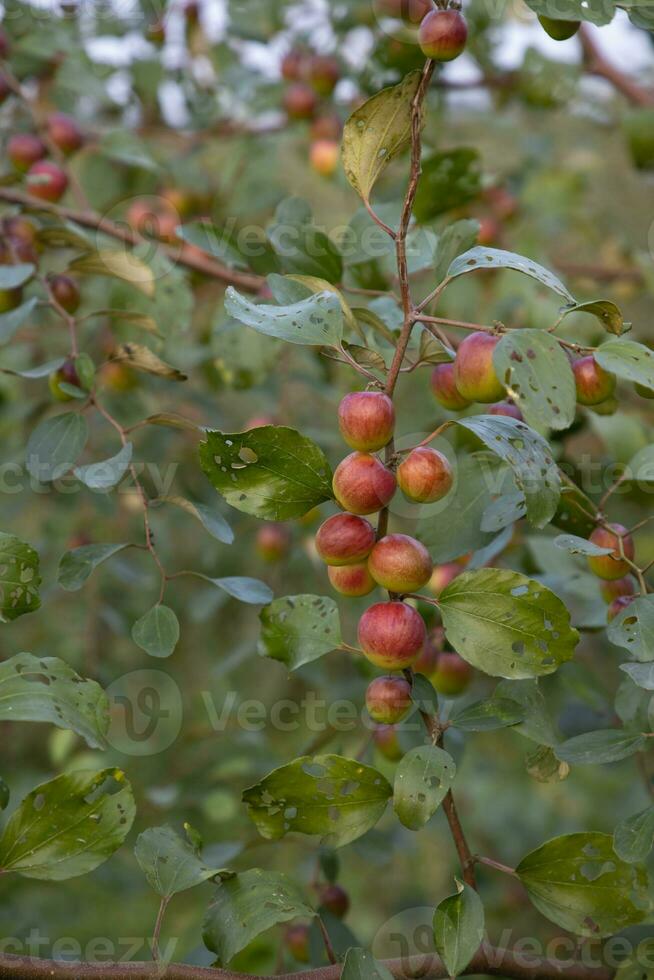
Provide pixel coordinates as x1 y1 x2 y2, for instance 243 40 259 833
433 881 485 978
608 596 654 662
393 746 456 831
135 826 226 897
243 755 392 848
0 768 135 880
225 288 342 348
447 247 574 302
0 652 108 749
439 569 578 680
457 416 560 528
614 807 654 864
554 534 614 557
493 330 576 431
342 71 422 204
259 595 341 670
620 663 654 690
58 543 129 592
523 0 615 26
556 730 647 765
0 533 41 622
559 299 625 336
199 426 333 521
516 832 651 937
26 413 89 482
595 340 654 391
132 605 179 659
203 870 315 965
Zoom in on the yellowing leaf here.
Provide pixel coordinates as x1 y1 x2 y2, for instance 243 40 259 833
70 250 155 297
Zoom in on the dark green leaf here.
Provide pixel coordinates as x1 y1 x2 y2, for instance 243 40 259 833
58 543 128 592
614 807 654 864
433 882 485 977
414 150 482 223
259 594 341 669
0 532 41 622
393 746 456 830
135 826 225 897
556 730 647 765
450 698 526 732
341 949 394 980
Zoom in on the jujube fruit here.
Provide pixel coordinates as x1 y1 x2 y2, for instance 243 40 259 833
284 923 310 963
607 595 636 623
396 446 452 503
48 273 80 314
377 0 433 26
315 513 376 565
372 723 404 761
428 562 462 596
307 54 340 96
26 161 69 202
358 601 426 669
46 112 84 154
587 523 635 581
338 391 395 452
432 651 473 696
8 133 47 172
368 534 432 593
284 83 317 120
488 401 523 421
332 452 396 515
318 884 350 919
573 356 616 407
365 675 412 725
600 576 635 604
430 362 471 411
49 359 81 401
418 9 468 62
454 332 505 404
328 563 376 597
256 523 291 562
310 139 339 177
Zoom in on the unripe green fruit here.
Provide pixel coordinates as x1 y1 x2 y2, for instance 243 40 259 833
332 452 396 516
587 523 635 581
537 15 580 40
430 362 471 411
454 332 505 404
372 723 404 761
607 595 636 623
396 446 453 504
328 562 376 597
0 286 23 313
418 9 468 62
589 397 618 417
573 356 616 406
316 513 376 566
368 534 432 593
318 884 350 919
366 675 412 725
624 109 654 171
432 651 472 696
358 601 426 669
338 391 395 452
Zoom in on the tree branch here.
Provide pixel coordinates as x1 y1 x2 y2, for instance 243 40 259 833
0 187 264 293
578 24 654 107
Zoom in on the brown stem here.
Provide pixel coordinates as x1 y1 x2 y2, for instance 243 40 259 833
151 896 169 963
578 24 654 107
317 917 337 966
0 187 263 293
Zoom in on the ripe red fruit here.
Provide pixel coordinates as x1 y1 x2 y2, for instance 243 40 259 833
368 534 432 593
538 15 580 40
377 0 434 26
281 49 306 82
358 601 426 669
285 923 310 963
607 595 636 623
477 215 501 246
338 392 395 452
319 884 350 919
372 723 404 761
26 161 69 202
46 112 84 154
333 452 396 515
256 523 291 562
454 332 505 404
246 415 275 429
432 651 473 696
488 401 523 421
8 133 47 172
283 83 317 120
315 513 376 565
428 562 462 596
397 446 452 504
573 356 616 407
366 675 412 725
48 273 80 314
418 9 468 62
588 523 635 581
310 140 339 177
308 55 340 96
311 114 342 141
413 625 446 677
600 576 635 604
431 362 471 411
49 358 81 401
328 562 376 597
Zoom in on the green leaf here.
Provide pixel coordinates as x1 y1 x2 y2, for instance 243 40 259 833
457 415 560 528
342 71 422 204
556 730 647 765
393 746 456 831
341 949 394 980
432 219 481 286
495 679 560 746
58 543 128 592
0 652 108 749
259 594 342 670
614 807 654 864
3 357 65 379
559 299 625 336
433 881 485 977
243 754 392 848
199 426 333 521
0 778 8 811
69 250 155 298
199 575 273 605
178 221 249 269
414 150 482 223
447 247 574 303
608 596 654 662
98 130 159 172
439 568 578 680
203 869 314 965
493 329 576 432
73 443 133 490
0 532 41 622
135 826 225 897
156 496 234 545
132 605 180 659
450 698 526 732
0 768 135 880
411 673 439 716
516 832 651 937
523 0 614 25
26 413 89 482
0 263 34 289
224 288 343 347
0 298 38 345
595 340 654 391
620 663 654 690
267 218 343 283
553 534 613 557
526 745 570 783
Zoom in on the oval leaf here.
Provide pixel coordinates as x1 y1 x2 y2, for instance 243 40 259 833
393 745 456 831
595 340 654 391
225 287 343 347
556 730 647 765
494 330 576 432
74 442 133 490
433 881 485 977
135 825 225 897
608 596 654 663
614 807 654 864
132 605 180 659
0 532 41 622
447 247 575 302
450 697 526 732
26 412 89 482
58 543 128 592
259 594 341 670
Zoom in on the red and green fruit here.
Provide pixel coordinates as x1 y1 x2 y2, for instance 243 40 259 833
26 161 69 202
431 651 473 696
328 562 376 597
256 523 291 562
600 576 635 604
338 391 395 452
365 675 412 725
418 9 468 62
315 513 376 565
46 112 84 154
332 453 396 515
573 356 616 407
368 534 432 593
607 595 636 623
372 723 404 762
396 446 452 503
431 362 471 411
310 139 340 177
284 83 317 120
8 133 46 171
48 273 80 314
284 923 310 963
318 884 350 918
587 523 635 581
454 332 505 404
428 563 462 596
48 359 81 401
488 401 523 420
358 601 426 669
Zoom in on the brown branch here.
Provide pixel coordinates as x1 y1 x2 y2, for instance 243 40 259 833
0 187 264 293
578 24 654 107
0 947 616 980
